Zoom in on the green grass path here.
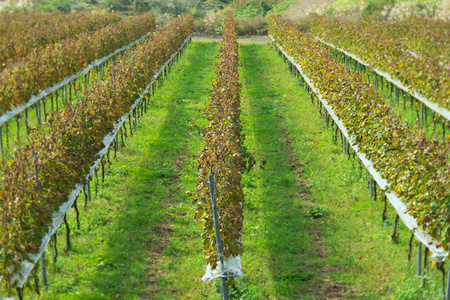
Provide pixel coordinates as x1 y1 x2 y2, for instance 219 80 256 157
36 41 442 300
39 41 220 299
237 43 441 299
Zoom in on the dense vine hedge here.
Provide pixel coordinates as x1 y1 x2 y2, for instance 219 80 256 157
0 14 193 294
0 11 122 69
368 16 449 64
0 12 155 113
308 15 450 110
194 15 244 268
269 16 450 250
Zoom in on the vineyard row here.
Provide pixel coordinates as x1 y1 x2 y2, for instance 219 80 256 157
313 35 450 123
0 12 155 114
308 15 450 111
0 14 193 296
194 14 246 282
0 11 123 69
269 16 450 255
360 16 450 66
0 30 149 128
271 37 447 256
349 16 449 65
0 30 151 163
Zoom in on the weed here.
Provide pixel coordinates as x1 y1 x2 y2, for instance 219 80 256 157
274 272 313 282
304 206 328 219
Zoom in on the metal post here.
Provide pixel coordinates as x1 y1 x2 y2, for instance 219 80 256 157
446 261 450 300
417 243 422 277
37 102 41 128
420 103 424 127
41 251 48 288
0 126 3 159
5 122 8 148
394 86 397 104
342 135 346 153
87 180 91 202
208 174 229 300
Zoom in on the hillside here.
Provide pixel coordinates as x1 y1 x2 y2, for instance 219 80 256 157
2 0 448 20
283 0 450 19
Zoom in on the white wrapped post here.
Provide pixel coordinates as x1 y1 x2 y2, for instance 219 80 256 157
207 174 229 299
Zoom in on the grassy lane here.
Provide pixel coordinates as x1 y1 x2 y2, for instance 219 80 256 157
236 43 442 299
37 41 221 300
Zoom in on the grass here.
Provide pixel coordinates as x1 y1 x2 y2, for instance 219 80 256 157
235 43 443 299
269 0 293 15
26 41 444 299
34 41 221 299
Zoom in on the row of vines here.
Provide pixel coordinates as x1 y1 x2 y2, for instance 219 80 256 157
0 12 155 113
308 15 450 110
0 14 193 295
0 11 122 69
362 16 449 64
269 16 450 251
193 15 246 270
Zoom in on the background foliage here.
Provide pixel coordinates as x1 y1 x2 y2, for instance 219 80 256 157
1 0 234 15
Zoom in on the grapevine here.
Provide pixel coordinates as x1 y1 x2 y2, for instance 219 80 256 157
0 14 193 294
0 11 122 69
0 12 155 114
269 16 450 251
194 15 245 269
308 15 450 110
367 16 449 65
